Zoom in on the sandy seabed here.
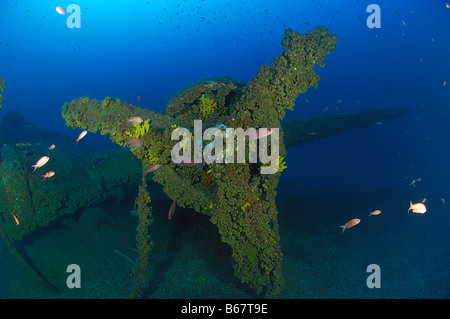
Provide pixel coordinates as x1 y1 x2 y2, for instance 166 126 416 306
1 181 448 299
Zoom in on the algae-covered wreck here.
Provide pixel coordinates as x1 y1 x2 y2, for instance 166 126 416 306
0 26 410 297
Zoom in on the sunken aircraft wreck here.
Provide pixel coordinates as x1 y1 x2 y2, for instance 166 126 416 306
0 26 410 297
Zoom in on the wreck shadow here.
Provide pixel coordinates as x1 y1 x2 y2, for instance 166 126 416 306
143 197 257 298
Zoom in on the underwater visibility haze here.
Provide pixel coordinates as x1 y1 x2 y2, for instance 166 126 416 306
0 0 449 299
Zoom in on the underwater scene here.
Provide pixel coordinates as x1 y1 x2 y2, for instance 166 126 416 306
0 0 449 300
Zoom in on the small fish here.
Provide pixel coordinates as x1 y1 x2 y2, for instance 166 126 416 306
42 171 55 181
16 142 31 147
401 19 406 25
145 163 162 175
56 6 65 15
408 201 427 215
446 3 450 9
137 96 142 105
168 200 176 220
369 210 381 216
337 99 342 103
126 138 143 147
31 156 49 173
249 128 274 140
13 215 19 225
127 116 143 124
375 121 382 125
339 218 361 233
441 198 446 204
443 81 447 87
323 106 328 112
409 178 422 187
48 144 55 150
75 130 87 144
421 197 427 204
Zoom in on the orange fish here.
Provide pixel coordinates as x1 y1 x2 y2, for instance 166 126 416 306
443 81 447 86
249 128 274 140
48 144 55 150
126 138 143 147
75 130 88 144
13 215 19 225
446 3 450 9
369 210 381 216
55 6 65 15
128 116 143 124
31 156 49 173
408 201 426 215
168 200 176 220
339 218 361 233
145 163 162 175
42 171 55 181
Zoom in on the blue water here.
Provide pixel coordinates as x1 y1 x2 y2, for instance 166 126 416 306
0 0 449 298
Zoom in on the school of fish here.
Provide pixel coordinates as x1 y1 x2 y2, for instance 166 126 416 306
14 115 165 226
339 180 434 233
14 110 440 234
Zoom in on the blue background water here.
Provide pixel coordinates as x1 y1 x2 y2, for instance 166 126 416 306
0 0 449 298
